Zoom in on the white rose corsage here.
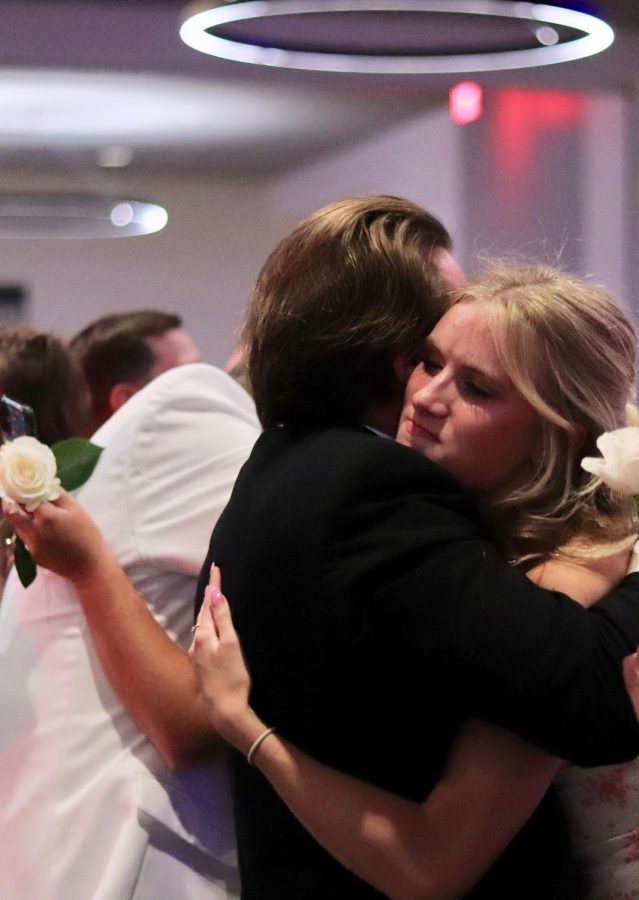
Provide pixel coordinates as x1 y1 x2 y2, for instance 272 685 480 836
581 427 639 498
0 435 102 587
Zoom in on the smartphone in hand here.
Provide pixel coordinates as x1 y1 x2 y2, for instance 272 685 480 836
0 395 36 583
0 395 35 443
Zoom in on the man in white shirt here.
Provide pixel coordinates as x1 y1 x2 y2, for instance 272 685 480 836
0 363 259 899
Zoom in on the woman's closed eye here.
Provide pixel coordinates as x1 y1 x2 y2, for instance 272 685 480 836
422 356 443 375
461 379 493 400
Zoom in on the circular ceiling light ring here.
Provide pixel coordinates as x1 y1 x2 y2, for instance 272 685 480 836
179 0 615 74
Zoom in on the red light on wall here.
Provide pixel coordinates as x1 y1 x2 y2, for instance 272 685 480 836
449 82 483 125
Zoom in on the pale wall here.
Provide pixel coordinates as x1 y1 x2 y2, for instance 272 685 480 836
0 173 274 365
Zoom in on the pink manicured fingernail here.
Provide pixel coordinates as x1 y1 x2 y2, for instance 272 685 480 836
210 561 217 576
210 588 224 607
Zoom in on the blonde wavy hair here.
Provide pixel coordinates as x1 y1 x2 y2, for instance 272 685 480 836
454 264 638 565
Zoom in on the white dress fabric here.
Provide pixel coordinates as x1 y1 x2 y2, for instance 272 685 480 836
554 543 639 898
0 363 260 900
556 759 639 899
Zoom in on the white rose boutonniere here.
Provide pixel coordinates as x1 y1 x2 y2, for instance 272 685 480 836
0 435 102 587
581 427 639 496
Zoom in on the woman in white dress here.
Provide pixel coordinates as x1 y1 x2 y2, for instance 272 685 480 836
190 263 639 898
0 365 255 900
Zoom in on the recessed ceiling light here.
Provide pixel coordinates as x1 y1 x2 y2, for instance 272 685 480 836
179 0 614 74
536 25 560 47
0 68 377 150
97 146 135 168
0 195 168 240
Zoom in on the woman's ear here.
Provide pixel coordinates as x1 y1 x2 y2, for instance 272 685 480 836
108 382 139 415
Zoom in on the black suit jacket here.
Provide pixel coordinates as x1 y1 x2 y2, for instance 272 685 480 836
196 425 639 897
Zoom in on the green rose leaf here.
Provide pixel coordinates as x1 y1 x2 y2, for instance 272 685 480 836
52 438 103 492
14 536 36 588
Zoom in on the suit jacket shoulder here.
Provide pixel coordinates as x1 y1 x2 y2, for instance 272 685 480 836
207 423 639 767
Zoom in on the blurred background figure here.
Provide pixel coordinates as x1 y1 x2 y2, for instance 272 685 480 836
70 310 201 431
0 324 90 589
0 324 90 444
223 346 251 395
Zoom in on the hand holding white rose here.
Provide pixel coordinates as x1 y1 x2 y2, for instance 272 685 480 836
3 488 113 584
0 434 104 587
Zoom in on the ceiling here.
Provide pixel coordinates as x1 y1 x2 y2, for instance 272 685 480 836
0 0 637 176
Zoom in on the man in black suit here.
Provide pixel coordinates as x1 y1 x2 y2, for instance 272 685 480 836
196 196 639 897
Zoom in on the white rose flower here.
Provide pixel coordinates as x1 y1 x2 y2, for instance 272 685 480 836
581 427 639 494
0 435 61 512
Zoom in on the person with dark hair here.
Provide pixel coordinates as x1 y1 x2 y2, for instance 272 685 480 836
70 309 201 429
245 194 457 432
0 324 90 444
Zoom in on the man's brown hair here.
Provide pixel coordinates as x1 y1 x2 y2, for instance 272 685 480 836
243 195 452 428
70 310 182 425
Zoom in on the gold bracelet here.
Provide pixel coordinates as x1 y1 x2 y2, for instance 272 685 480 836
247 726 277 765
